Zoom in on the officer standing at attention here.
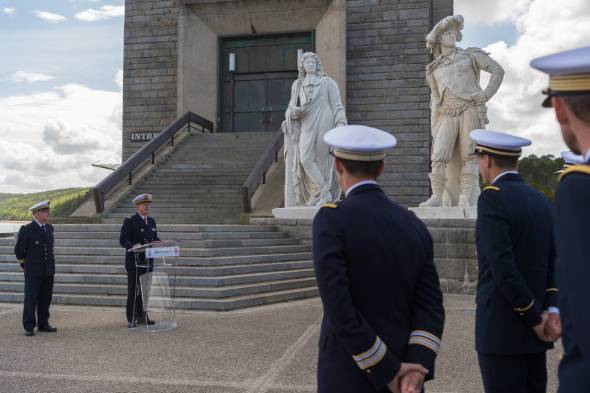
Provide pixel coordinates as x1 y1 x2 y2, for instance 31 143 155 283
531 45 590 393
313 125 445 393
470 129 560 393
119 194 159 328
14 200 57 337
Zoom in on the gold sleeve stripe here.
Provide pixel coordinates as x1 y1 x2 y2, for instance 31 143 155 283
353 337 383 362
409 330 441 354
546 288 559 292
356 340 387 370
514 298 535 312
483 185 500 191
321 203 338 209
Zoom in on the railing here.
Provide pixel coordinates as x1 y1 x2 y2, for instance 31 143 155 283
93 111 214 213
241 129 284 213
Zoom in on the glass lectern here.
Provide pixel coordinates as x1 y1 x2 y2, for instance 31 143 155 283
129 240 179 332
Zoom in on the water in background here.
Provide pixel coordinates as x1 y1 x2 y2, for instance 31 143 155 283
0 221 27 235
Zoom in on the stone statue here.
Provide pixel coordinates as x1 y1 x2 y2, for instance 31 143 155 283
420 15 505 207
282 52 348 207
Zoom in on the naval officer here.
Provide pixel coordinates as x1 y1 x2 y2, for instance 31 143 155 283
313 125 445 393
14 200 57 336
119 194 159 328
470 129 560 393
531 46 590 393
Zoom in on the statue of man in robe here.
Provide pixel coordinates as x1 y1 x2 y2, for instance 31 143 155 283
420 15 505 207
282 52 348 207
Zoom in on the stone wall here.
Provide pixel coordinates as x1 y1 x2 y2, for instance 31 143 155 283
123 0 179 160
251 216 477 295
346 0 453 207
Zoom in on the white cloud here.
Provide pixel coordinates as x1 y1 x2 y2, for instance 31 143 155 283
455 0 531 25
3 7 15 15
455 0 590 157
34 10 67 23
74 5 124 22
114 70 123 90
0 79 122 193
9 71 54 84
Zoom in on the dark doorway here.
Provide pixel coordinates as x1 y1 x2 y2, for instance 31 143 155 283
220 33 313 132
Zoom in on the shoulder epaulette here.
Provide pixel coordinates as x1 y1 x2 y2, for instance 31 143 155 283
558 164 590 182
483 185 500 192
321 203 338 209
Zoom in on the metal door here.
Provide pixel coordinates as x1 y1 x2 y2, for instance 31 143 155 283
220 33 313 132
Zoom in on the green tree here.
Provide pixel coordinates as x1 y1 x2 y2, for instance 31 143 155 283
518 154 563 201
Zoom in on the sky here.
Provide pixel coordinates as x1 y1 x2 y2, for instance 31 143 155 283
0 1 589 193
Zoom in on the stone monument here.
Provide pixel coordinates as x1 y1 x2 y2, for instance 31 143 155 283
419 15 505 208
282 52 348 208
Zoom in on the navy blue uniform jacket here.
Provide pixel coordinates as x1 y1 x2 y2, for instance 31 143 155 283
313 183 445 392
119 213 160 273
475 172 557 355
555 164 590 393
14 221 55 277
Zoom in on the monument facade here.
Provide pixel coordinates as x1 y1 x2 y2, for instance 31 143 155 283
123 0 454 207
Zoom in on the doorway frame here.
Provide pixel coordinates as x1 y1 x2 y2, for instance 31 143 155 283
217 31 315 133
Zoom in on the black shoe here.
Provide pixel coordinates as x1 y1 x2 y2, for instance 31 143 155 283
127 322 137 328
38 325 57 333
24 330 35 337
136 315 155 326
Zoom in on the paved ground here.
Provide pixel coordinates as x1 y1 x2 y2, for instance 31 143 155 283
0 295 561 393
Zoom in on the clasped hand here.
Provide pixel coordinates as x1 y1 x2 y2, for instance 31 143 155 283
387 363 429 393
533 311 561 342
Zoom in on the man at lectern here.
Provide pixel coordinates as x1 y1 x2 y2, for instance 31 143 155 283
119 193 160 328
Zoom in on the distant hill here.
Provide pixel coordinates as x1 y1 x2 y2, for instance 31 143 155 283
0 188 91 220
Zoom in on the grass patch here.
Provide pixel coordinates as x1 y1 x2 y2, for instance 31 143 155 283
0 188 91 220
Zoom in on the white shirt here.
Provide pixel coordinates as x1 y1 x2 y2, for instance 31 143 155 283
345 180 378 197
33 219 46 230
491 170 519 185
138 213 149 223
584 149 590 163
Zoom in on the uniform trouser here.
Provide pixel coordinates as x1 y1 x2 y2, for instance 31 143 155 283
126 269 145 323
431 106 480 165
23 275 54 331
478 352 547 393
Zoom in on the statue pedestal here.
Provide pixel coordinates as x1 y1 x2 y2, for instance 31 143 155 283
409 206 477 220
272 207 320 220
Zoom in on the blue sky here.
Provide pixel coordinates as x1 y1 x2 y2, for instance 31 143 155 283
0 0 123 97
1 0 589 193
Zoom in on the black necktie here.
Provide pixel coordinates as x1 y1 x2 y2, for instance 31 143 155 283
42 225 46 232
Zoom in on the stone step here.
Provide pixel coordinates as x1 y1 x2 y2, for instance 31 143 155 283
0 277 316 299
102 217 242 225
0 237 299 248
51 224 275 233
0 252 313 266
0 259 312 276
48 231 286 241
111 206 243 214
0 286 318 311
0 266 314 285
0 244 309 257
103 214 242 220
113 204 243 211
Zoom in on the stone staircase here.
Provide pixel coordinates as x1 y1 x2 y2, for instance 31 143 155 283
0 224 318 311
102 132 277 224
